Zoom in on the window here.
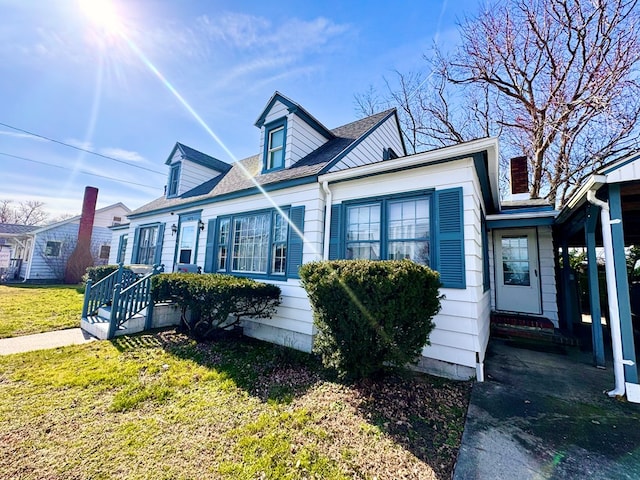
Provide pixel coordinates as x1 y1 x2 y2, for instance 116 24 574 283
167 163 180 197
501 236 530 286
117 234 128 263
99 245 111 259
44 241 61 257
137 226 158 265
263 119 287 172
177 223 196 264
345 195 431 266
217 210 288 276
112 216 122 226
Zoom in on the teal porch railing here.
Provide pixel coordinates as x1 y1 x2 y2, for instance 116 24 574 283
82 263 163 339
82 263 137 318
107 264 163 338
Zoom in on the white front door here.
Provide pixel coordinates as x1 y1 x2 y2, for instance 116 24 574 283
495 228 542 314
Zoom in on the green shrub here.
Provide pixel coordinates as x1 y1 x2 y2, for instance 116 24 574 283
151 273 281 339
300 259 441 379
83 265 131 284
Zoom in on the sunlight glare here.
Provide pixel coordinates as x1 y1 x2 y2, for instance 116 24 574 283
78 0 122 33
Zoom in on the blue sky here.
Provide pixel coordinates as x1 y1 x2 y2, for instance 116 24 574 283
0 0 480 219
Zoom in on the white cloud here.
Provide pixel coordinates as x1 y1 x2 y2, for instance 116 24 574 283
0 130 46 141
99 147 145 162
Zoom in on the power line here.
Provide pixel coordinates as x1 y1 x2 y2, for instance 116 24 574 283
0 121 165 175
0 152 159 189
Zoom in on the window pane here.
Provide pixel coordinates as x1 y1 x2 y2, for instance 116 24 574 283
270 127 284 148
272 212 288 242
347 204 380 241
346 242 380 260
388 199 429 240
502 236 530 286
388 241 430 265
232 213 270 273
272 244 287 274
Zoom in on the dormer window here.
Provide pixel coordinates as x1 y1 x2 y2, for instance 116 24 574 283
167 163 180 197
263 118 287 172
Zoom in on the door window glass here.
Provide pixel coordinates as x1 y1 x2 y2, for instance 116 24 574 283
501 236 530 286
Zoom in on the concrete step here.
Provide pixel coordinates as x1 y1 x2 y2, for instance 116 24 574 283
81 312 147 340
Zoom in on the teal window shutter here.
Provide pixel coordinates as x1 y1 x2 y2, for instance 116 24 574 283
481 212 490 292
203 218 217 273
130 227 141 263
154 223 165 266
286 206 305 278
435 188 465 288
328 204 343 260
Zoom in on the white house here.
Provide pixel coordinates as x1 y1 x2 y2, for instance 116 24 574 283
98 91 574 381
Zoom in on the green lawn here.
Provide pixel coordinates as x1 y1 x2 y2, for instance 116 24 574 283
0 331 471 479
0 284 84 338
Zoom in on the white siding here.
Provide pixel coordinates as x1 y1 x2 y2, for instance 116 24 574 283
26 223 113 281
605 160 640 184
177 160 221 195
122 183 325 342
120 157 495 378
328 116 404 172
93 204 131 228
488 225 559 325
329 157 491 372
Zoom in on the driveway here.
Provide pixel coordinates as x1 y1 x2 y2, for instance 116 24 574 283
454 338 640 479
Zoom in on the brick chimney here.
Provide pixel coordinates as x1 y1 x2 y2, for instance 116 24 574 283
510 156 529 200
64 186 98 284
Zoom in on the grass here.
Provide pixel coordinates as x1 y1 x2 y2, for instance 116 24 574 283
0 284 84 338
0 330 471 479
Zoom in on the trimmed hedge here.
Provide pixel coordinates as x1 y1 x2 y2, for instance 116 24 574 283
151 273 281 339
300 259 441 379
83 265 131 284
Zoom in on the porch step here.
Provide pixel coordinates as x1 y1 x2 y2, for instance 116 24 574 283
491 313 579 347
81 310 147 340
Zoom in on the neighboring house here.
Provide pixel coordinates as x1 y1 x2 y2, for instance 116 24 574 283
0 224 39 280
106 91 638 392
0 203 130 282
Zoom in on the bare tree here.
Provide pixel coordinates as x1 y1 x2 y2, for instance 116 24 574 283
358 0 640 206
0 200 50 225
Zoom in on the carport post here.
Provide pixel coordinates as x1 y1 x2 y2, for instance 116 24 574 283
560 239 574 335
585 204 605 368
609 184 638 384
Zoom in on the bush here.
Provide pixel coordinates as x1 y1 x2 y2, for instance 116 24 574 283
300 259 441 379
83 265 130 284
151 273 281 339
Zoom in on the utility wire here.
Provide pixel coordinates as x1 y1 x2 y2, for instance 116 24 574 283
0 152 159 189
0 121 165 175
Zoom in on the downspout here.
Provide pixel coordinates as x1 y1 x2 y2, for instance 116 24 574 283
322 181 332 260
586 190 627 397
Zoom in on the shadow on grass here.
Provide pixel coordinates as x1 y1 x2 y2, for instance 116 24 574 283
112 328 324 404
110 329 471 479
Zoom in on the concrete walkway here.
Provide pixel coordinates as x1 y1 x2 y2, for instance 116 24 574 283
0 328 97 355
454 338 640 479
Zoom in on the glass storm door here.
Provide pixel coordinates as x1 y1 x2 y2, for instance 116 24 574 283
177 222 196 264
495 229 542 314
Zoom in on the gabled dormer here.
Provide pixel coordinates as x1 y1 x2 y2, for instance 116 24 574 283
164 142 231 198
255 92 335 173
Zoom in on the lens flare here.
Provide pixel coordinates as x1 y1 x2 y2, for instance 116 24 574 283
78 0 122 33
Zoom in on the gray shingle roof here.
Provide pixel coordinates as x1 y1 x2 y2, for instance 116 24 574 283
172 143 231 173
0 224 39 235
131 109 396 217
